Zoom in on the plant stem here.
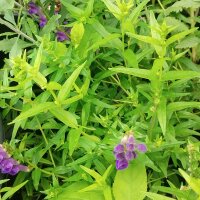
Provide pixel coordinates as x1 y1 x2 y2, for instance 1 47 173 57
36 117 56 168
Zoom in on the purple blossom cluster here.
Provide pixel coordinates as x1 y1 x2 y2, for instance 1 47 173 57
28 1 69 42
28 1 47 28
0 145 28 175
113 134 147 170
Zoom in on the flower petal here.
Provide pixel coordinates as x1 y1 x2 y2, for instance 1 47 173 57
137 143 147 152
114 144 124 153
116 159 128 170
115 152 125 160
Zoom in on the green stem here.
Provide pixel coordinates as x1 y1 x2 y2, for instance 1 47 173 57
36 118 56 168
157 0 165 11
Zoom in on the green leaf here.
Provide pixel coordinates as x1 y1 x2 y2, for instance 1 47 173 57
103 186 113 200
149 11 163 56
0 179 10 185
2 180 28 200
46 81 62 90
50 107 78 128
4 10 16 25
61 1 84 18
91 19 123 50
81 103 91 126
179 169 200 195
80 165 102 181
57 63 85 102
176 36 200 48
127 32 161 46
0 0 14 11
109 67 151 80
128 0 150 23
32 168 41 191
33 43 43 72
166 28 197 46
101 0 121 20
55 181 104 200
123 49 138 68
113 162 147 200
162 71 200 81
40 15 61 36
145 192 176 200
165 17 188 33
0 37 31 53
167 102 200 112
10 102 56 124
88 34 121 52
68 128 82 156
84 0 94 18
71 22 85 47
157 97 167 135
9 38 22 58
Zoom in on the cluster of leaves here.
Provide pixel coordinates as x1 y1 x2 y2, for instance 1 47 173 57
0 0 200 199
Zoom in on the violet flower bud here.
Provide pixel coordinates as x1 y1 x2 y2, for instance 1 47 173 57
39 15 47 28
0 144 29 176
125 151 136 161
116 159 128 170
56 31 68 42
0 158 15 174
114 144 124 153
0 151 8 162
28 2 39 15
115 152 126 160
137 143 147 152
126 143 134 151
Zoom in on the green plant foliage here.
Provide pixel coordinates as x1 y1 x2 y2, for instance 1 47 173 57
113 162 147 200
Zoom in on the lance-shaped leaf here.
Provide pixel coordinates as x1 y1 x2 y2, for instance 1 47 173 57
10 102 57 124
101 0 121 20
162 70 200 81
57 62 85 102
68 128 82 156
179 168 200 195
50 107 78 128
166 28 197 46
109 67 151 80
157 97 167 135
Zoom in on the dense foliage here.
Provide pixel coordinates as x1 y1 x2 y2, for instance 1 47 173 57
0 0 200 199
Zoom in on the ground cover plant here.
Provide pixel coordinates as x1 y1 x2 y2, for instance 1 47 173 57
0 0 200 199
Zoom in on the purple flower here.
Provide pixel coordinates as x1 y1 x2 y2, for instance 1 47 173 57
0 144 29 176
125 151 136 161
137 143 147 152
0 151 8 162
39 15 47 28
10 165 28 175
56 31 68 41
126 143 134 151
116 159 128 170
113 133 147 170
0 158 15 174
114 144 124 153
115 152 125 160
28 2 39 15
